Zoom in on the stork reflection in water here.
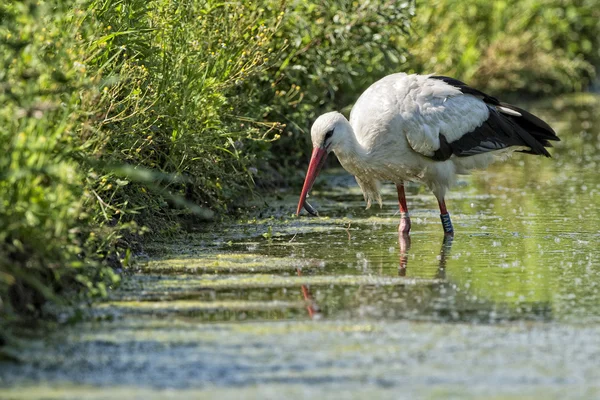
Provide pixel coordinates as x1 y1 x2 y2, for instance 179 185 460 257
299 228 454 319
398 230 453 279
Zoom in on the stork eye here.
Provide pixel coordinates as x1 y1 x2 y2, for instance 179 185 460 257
324 129 334 141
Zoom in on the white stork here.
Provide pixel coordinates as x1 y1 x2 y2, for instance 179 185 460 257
296 73 559 235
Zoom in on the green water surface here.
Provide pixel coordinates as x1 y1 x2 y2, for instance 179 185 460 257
1 94 600 399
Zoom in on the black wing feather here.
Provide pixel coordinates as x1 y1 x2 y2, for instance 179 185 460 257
429 76 559 161
431 75 501 105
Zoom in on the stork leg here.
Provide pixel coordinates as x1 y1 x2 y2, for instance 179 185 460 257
437 198 454 236
396 183 411 234
398 231 411 276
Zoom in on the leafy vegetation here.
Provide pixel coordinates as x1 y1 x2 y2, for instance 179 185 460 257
1 0 599 329
0 0 122 323
407 0 600 94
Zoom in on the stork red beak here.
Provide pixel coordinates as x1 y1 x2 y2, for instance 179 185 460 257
296 147 328 216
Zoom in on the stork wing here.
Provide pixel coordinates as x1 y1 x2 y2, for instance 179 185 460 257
404 76 559 161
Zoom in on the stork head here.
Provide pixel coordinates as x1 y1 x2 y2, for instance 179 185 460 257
310 111 350 153
296 112 350 216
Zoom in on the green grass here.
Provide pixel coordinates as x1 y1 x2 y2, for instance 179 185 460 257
0 0 123 322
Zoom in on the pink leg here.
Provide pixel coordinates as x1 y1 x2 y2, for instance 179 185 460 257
396 183 411 234
437 198 454 236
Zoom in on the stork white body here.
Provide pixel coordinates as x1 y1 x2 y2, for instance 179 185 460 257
297 73 558 235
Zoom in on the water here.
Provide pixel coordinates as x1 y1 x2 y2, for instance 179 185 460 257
2 94 600 399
